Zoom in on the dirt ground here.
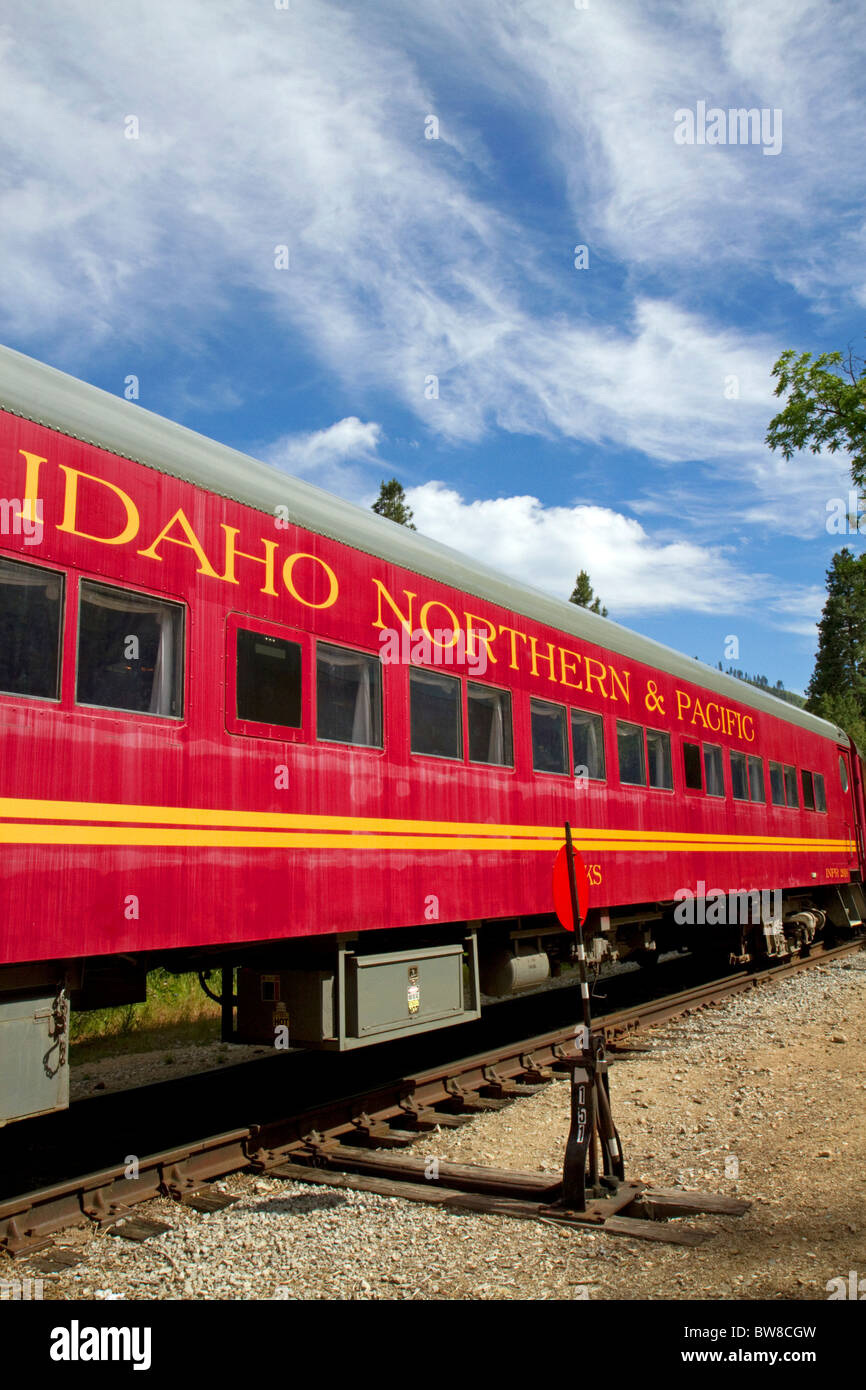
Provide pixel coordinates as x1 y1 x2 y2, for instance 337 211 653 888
7 951 865 1301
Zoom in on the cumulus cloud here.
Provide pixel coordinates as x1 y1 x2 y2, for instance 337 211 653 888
405 480 767 615
262 417 383 496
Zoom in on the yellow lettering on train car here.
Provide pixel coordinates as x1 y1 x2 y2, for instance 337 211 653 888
17 451 46 526
57 465 141 546
673 688 756 743
221 526 279 597
282 552 339 609
420 599 460 648
137 507 221 577
497 623 528 670
464 612 498 666
372 578 417 632
559 647 584 690
584 657 609 699
528 635 558 681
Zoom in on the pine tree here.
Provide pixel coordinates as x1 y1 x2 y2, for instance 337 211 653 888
372 479 416 529
569 569 608 617
806 548 866 745
816 690 866 750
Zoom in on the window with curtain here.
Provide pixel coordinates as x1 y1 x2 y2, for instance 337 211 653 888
704 743 724 797
617 721 646 786
647 728 673 789
531 698 569 774
730 749 749 801
467 683 513 766
317 643 382 747
77 581 183 717
0 557 63 700
784 764 799 808
571 708 605 781
748 755 765 803
814 773 826 812
410 667 462 759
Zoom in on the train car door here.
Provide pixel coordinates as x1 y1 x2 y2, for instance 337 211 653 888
846 744 866 878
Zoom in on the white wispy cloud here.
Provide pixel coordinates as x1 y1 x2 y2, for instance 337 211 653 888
0 0 861 666
410 0 865 298
765 588 826 640
1 0 860 475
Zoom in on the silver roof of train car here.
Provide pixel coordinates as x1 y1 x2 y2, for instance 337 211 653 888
0 342 846 746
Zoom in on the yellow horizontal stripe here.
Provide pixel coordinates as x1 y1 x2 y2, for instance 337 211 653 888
0 796 852 853
0 825 854 854
6 796 558 838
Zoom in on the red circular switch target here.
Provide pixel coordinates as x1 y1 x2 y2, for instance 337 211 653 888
552 843 590 932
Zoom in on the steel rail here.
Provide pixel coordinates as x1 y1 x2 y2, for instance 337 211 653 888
1 938 862 1256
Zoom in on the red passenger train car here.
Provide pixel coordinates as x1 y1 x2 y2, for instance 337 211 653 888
1 344 864 1123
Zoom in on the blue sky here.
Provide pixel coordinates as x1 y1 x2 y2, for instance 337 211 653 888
1 0 864 692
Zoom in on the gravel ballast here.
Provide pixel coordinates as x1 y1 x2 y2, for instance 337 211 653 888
14 953 866 1301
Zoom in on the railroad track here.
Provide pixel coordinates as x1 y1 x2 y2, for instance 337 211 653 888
2 937 862 1257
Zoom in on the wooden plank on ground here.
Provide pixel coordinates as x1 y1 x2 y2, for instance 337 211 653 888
602 1216 711 1246
278 1165 712 1243
348 1126 419 1148
399 1109 472 1130
293 1144 561 1197
630 1189 751 1219
443 1096 511 1113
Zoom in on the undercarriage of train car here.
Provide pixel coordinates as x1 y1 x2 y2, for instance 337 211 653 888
472 879 866 989
2 880 864 1127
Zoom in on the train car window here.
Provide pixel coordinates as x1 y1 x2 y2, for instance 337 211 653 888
683 741 702 790
617 721 646 786
748 755 766 803
814 773 827 812
571 708 605 781
703 744 724 797
769 761 785 806
410 668 463 759
0 557 63 700
235 628 301 728
839 756 849 793
729 750 749 801
646 728 672 790
77 582 184 717
801 770 815 811
468 683 513 767
531 698 569 774
316 644 382 747
783 764 799 808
